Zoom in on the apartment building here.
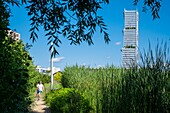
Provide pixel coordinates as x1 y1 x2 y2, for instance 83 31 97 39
122 9 139 68
7 30 20 41
36 65 61 75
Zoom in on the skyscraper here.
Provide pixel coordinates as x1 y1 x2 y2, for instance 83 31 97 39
122 9 139 68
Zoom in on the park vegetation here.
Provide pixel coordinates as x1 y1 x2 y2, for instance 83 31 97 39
0 31 51 112
45 41 170 113
0 0 166 112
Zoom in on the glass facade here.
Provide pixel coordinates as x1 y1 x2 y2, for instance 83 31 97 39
122 9 139 68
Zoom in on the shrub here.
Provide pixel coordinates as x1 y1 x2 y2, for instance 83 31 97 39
54 71 62 82
0 35 34 112
46 88 92 113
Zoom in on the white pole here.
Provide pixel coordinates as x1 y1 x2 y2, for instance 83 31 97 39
50 42 53 90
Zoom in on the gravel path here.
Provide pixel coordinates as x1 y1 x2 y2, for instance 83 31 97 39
30 98 51 113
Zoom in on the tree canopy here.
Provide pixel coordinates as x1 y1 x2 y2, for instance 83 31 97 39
1 0 162 56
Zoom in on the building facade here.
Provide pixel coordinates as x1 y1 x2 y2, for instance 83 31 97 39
36 65 61 75
122 9 139 68
36 66 49 74
7 30 20 41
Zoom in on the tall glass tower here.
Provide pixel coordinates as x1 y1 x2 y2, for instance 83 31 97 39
122 9 139 68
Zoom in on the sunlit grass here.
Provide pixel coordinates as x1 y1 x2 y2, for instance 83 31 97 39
44 80 63 94
61 41 170 113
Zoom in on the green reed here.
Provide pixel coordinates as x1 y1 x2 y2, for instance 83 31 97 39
61 41 170 113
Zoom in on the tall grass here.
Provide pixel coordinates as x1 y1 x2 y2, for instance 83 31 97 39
61 41 170 113
62 65 123 112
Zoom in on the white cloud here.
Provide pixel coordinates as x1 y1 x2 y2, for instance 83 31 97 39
81 63 86 66
96 65 105 68
106 56 110 59
97 65 102 68
115 42 121 45
93 65 104 69
52 57 65 62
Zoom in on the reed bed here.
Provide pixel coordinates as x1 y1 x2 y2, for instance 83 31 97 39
62 42 170 113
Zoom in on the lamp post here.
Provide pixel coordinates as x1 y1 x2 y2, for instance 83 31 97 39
50 42 53 90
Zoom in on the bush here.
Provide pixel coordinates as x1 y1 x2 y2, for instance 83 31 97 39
46 88 92 113
54 71 62 82
0 36 32 112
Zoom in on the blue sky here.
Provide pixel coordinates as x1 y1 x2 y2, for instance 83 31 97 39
9 0 170 70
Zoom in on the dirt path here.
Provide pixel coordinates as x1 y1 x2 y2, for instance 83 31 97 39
30 97 51 113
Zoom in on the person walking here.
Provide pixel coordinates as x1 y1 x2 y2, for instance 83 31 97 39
36 82 40 97
36 81 44 100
